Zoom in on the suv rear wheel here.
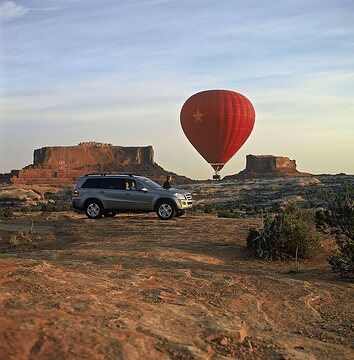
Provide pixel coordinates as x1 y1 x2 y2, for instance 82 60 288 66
156 200 176 220
85 200 103 219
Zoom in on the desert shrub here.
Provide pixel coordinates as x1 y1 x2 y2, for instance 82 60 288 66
270 202 282 213
217 210 244 219
9 229 34 247
41 203 55 212
204 204 214 214
247 203 321 260
8 218 34 247
239 204 252 212
0 207 14 218
8 218 55 248
315 185 354 279
189 204 202 213
252 205 263 214
41 201 71 212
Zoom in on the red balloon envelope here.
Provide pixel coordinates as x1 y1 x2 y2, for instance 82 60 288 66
180 90 255 173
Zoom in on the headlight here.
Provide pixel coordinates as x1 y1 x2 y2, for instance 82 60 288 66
174 193 186 200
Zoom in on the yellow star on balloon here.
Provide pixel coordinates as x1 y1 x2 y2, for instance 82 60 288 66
193 109 204 123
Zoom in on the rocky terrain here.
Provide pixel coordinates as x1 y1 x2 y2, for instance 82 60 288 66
0 166 353 359
184 175 354 210
0 211 353 359
0 142 189 185
1 174 352 212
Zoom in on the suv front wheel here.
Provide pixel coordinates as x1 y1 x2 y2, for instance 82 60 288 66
156 200 176 220
85 200 103 219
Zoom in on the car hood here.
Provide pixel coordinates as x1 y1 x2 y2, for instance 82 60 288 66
163 188 190 195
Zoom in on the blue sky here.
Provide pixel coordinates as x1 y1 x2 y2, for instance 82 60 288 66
0 0 353 179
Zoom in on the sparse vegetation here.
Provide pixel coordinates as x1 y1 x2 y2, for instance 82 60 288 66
9 229 35 247
0 207 14 218
9 230 56 248
288 245 304 273
204 204 214 214
7 219 55 248
217 209 245 219
9 219 35 247
316 185 354 279
41 201 71 212
247 203 322 260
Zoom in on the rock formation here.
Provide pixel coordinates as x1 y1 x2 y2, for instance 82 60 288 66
32 142 155 170
224 154 310 180
6 142 189 185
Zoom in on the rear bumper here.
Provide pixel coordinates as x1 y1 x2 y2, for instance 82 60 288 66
72 199 83 211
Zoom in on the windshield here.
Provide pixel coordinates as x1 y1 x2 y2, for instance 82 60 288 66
138 177 162 189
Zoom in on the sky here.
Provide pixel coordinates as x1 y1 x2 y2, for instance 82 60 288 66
0 0 353 179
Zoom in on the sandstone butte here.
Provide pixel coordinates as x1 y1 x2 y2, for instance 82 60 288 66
0 143 310 185
0 142 190 185
224 154 310 180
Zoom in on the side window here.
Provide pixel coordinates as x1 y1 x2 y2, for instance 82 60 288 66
125 180 138 190
81 178 103 188
102 178 126 190
135 181 144 190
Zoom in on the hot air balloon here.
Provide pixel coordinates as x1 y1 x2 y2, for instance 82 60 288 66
180 90 255 179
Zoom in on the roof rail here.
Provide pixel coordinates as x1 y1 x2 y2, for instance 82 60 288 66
83 173 141 177
84 173 107 176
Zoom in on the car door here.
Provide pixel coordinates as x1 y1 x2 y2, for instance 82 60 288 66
124 180 155 211
100 178 129 210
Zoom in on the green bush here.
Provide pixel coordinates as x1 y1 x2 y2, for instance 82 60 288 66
247 203 321 260
316 185 354 279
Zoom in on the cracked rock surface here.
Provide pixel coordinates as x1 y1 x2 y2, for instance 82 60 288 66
0 212 353 359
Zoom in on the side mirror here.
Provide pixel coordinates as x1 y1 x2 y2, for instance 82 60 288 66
141 188 148 192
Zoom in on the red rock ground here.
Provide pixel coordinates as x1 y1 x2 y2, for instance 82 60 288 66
0 212 353 360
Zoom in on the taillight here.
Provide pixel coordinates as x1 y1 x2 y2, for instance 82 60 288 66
73 189 79 197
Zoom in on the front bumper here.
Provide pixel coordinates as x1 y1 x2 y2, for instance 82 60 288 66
180 200 194 209
175 198 194 210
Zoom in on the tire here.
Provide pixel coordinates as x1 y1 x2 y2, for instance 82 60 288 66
176 210 185 217
85 200 103 219
156 200 176 220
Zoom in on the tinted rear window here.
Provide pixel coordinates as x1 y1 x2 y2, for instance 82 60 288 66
81 178 103 188
102 178 126 190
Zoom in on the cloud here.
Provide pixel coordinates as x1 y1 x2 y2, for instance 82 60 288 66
0 1 28 21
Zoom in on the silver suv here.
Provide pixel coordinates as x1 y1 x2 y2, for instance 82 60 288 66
72 174 193 220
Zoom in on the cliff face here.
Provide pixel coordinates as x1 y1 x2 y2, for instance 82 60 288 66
243 155 297 173
33 143 154 169
10 142 189 185
225 154 310 180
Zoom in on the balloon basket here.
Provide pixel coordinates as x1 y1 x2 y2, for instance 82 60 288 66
213 174 221 180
